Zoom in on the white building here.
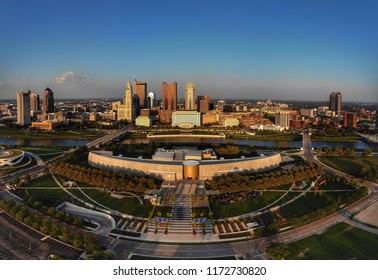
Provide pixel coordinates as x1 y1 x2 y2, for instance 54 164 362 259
275 111 290 130
135 116 152 127
172 111 201 128
250 124 284 131
222 118 239 127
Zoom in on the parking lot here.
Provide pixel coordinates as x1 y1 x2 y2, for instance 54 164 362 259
0 212 83 260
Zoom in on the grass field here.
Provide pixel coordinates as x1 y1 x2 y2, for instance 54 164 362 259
210 191 288 219
287 223 378 259
77 183 154 217
319 156 378 182
14 174 73 207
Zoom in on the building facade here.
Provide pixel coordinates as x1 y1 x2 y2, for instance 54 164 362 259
134 79 147 108
162 82 177 111
185 82 196 110
89 151 281 181
172 111 201 128
29 93 40 112
124 81 134 122
275 110 290 130
42 87 54 114
147 92 156 108
329 92 342 115
343 112 357 128
17 90 31 126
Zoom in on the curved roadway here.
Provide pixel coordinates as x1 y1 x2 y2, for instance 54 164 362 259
108 131 378 259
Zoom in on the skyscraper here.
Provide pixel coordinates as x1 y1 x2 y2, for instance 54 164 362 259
275 110 291 130
329 92 342 115
185 82 196 110
147 92 156 108
30 93 40 112
162 82 177 111
42 87 54 114
125 81 134 121
17 90 31 126
197 95 210 113
134 79 147 108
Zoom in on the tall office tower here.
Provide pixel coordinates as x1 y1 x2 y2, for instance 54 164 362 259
133 93 140 117
134 79 147 108
275 110 291 130
329 91 342 115
42 87 55 114
124 81 135 122
162 81 177 111
147 92 156 108
17 90 31 125
30 93 40 112
343 112 357 128
185 82 196 110
197 95 210 113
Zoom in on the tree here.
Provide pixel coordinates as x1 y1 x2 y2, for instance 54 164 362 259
362 148 372 157
266 242 291 260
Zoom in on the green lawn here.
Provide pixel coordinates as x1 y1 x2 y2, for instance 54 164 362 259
77 184 153 217
210 191 287 219
14 174 73 207
18 147 66 154
287 223 378 259
320 156 378 182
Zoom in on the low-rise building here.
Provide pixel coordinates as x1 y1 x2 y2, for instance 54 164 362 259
135 116 152 127
172 111 201 128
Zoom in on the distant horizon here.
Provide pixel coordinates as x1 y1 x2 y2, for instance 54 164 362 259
1 95 377 106
1 0 377 102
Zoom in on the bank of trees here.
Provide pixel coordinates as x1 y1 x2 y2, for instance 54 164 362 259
360 164 378 182
0 199 112 259
206 164 323 194
315 147 372 157
51 162 159 192
215 145 258 159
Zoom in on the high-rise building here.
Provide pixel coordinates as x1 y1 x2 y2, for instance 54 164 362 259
147 92 156 108
197 95 210 114
42 87 55 114
275 110 291 130
134 79 147 108
30 93 40 112
17 90 31 126
185 82 196 110
162 82 177 111
124 81 134 122
329 92 342 115
343 112 357 128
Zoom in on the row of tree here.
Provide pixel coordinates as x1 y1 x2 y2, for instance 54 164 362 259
315 147 372 157
0 199 112 259
215 145 259 159
51 161 159 192
206 164 323 194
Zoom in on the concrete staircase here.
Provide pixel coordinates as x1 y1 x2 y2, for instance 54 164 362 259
147 181 212 236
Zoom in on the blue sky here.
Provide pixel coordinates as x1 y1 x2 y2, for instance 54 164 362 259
0 0 377 102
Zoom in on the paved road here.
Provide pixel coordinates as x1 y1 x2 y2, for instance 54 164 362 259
86 124 133 148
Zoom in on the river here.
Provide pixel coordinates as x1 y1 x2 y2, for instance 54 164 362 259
0 136 373 149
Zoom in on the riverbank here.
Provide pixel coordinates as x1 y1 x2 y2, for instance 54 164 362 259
147 133 226 139
0 130 105 140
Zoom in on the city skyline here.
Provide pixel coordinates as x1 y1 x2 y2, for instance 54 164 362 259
1 0 377 102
